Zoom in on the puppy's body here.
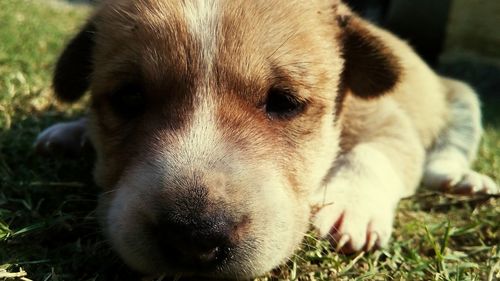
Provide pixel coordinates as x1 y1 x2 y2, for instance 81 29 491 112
36 0 498 278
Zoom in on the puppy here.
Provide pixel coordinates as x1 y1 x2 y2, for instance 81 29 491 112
36 0 498 279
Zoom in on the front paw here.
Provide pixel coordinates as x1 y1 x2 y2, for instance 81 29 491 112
311 144 410 253
312 200 395 253
34 118 89 157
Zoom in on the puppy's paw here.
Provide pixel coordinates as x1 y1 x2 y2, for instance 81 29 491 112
34 118 89 157
424 160 498 195
312 183 399 253
442 170 498 195
311 145 406 253
314 206 394 253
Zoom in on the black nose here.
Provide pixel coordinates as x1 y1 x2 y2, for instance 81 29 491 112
153 213 238 269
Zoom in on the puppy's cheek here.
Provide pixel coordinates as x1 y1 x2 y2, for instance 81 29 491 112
87 119 130 189
100 185 168 275
92 147 131 189
244 179 310 274
295 115 340 195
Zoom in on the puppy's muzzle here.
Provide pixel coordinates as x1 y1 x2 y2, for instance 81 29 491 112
149 203 248 270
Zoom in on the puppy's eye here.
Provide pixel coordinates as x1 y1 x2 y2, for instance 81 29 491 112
110 83 145 118
265 88 305 119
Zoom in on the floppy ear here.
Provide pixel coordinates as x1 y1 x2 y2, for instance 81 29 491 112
53 21 96 103
337 14 401 98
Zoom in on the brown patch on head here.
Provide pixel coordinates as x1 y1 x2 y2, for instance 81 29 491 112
335 8 402 100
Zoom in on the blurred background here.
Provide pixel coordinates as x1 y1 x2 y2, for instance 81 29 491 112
346 0 500 124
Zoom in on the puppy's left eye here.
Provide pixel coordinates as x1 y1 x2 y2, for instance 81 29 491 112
110 83 145 118
265 88 305 119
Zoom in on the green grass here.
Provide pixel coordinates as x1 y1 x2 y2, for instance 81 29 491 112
0 1 498 281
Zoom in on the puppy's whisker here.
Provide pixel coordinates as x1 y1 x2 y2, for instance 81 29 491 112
99 188 119 196
267 29 301 60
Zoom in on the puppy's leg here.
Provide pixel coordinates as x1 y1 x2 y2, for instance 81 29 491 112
423 79 498 194
312 99 424 253
35 117 89 157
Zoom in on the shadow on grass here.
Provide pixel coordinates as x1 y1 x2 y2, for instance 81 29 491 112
0 111 141 281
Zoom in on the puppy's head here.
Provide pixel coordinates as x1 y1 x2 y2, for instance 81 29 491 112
54 0 400 278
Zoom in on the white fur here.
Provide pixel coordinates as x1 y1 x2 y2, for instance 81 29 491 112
161 98 223 174
311 144 405 251
182 0 219 79
105 166 165 273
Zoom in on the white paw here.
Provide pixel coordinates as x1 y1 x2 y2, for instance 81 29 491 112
424 159 498 194
311 145 406 253
313 198 395 253
34 118 88 157
311 176 401 253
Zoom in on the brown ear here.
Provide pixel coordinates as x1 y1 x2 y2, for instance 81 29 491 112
338 15 401 98
53 21 96 103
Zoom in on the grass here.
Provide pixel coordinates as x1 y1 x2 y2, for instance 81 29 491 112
0 1 498 280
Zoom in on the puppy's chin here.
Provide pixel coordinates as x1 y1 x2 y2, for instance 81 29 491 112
97 168 310 279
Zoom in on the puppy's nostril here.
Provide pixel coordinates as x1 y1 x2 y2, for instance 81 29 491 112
154 216 238 268
197 246 219 262
182 229 232 265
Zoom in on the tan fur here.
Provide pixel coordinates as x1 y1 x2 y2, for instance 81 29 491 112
35 0 497 278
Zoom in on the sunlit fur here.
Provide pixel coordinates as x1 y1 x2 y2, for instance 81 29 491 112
35 0 498 278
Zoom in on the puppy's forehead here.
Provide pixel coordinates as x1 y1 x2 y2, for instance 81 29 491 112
94 0 339 89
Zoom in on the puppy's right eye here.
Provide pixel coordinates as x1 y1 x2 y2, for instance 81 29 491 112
265 87 305 120
110 83 145 118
